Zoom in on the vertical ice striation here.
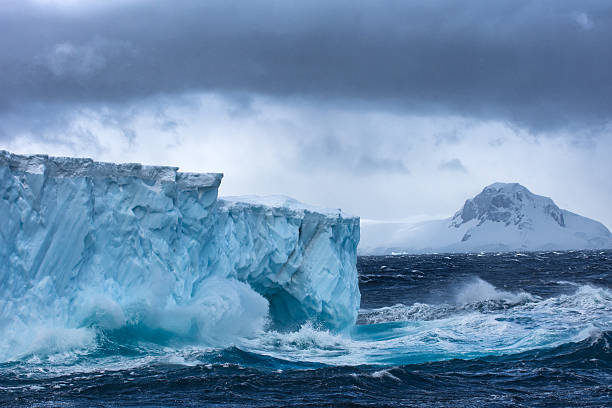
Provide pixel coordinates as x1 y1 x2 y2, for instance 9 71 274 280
216 196 360 331
0 151 359 360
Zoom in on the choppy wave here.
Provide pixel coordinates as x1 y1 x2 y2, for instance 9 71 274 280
1 329 610 407
2 251 611 407
359 277 538 324
2 246 612 407
1 278 610 376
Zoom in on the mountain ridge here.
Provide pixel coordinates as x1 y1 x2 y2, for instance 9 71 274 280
360 183 612 255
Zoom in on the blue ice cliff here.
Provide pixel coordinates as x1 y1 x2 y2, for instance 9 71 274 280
0 151 360 360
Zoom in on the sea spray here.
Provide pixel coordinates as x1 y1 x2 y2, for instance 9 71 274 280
0 151 360 363
1 251 611 407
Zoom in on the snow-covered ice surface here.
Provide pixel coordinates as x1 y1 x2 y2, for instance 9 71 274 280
360 182 612 255
0 151 359 361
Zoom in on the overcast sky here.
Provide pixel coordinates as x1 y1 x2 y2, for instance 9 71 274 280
2 0 612 228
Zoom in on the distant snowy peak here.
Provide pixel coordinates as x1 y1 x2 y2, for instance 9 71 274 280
359 182 612 254
451 183 565 230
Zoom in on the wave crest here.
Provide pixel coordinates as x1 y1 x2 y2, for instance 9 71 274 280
454 277 535 305
0 277 269 362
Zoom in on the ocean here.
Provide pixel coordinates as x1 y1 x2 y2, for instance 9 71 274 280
1 250 610 407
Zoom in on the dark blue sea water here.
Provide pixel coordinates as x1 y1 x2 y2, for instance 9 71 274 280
1 250 611 407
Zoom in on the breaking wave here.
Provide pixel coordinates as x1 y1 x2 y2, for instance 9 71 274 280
359 277 538 324
1 278 609 374
0 276 270 363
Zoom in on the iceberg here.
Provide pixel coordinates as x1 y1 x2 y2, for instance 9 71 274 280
0 151 359 360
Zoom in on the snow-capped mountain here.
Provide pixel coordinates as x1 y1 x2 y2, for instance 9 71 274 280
360 183 612 254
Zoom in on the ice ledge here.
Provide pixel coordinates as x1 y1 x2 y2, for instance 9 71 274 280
0 150 223 188
221 195 358 223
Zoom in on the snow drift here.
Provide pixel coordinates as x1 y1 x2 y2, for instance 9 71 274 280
0 151 359 361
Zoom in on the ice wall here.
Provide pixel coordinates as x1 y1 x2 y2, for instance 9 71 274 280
215 196 360 330
0 151 359 359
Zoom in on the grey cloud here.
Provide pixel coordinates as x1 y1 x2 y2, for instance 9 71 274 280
160 120 179 133
356 156 409 175
489 137 507 147
435 129 463 146
295 129 410 175
574 12 595 30
47 42 106 78
44 37 134 79
1 0 612 132
439 158 468 173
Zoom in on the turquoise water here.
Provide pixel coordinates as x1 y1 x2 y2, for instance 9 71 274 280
1 250 611 407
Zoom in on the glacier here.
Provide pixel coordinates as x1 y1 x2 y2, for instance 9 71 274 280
0 151 360 361
360 183 612 255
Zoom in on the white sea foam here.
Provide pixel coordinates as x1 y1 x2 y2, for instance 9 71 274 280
1 278 610 375
371 368 401 381
0 151 360 363
454 277 535 305
349 280 612 365
0 276 270 362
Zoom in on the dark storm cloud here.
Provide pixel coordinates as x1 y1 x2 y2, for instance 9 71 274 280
2 0 612 131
